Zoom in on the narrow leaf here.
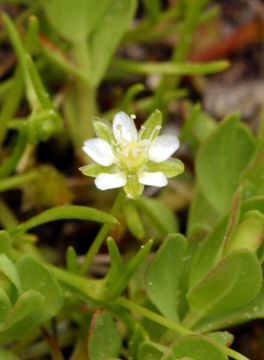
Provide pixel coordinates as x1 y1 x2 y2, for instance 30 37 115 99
8 205 117 235
112 58 229 76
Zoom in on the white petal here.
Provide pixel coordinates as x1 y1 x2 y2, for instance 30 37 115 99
113 111 138 143
138 171 168 187
148 135 179 163
83 139 115 166
95 172 127 190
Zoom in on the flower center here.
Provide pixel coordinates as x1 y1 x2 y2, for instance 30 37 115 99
119 142 146 170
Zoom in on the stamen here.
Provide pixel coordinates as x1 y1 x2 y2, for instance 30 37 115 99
130 114 136 120
149 125 162 141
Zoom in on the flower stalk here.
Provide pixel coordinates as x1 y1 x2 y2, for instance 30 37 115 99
79 189 125 275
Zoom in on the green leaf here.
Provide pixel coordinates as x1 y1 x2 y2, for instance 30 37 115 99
187 185 220 237
124 200 145 240
194 281 264 333
0 349 19 360
8 205 117 236
196 114 254 215
129 323 149 359
222 186 243 254
206 332 234 347
87 310 122 360
146 234 187 322
0 255 63 344
1 291 44 331
164 335 228 360
138 109 162 141
103 240 152 301
224 210 264 255
119 83 145 112
0 254 21 295
241 148 264 197
43 0 111 42
242 195 264 214
138 341 167 360
105 237 124 283
2 13 62 142
241 196 264 263
89 0 137 86
188 249 262 316
142 0 161 23
189 219 227 289
0 231 12 258
66 246 79 274
0 288 12 324
178 234 204 320
147 159 184 178
179 103 201 143
112 59 229 76
136 197 178 237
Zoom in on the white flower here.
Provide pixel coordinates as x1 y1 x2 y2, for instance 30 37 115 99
80 110 184 198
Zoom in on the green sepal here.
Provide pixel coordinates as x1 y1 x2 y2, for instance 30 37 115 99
138 109 162 140
93 119 115 144
147 158 184 178
79 163 117 177
124 175 144 199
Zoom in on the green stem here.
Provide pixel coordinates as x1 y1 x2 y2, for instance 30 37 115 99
102 89 187 121
223 347 250 360
0 127 27 179
0 171 37 193
0 66 24 149
182 309 205 329
79 189 125 275
115 297 250 360
122 5 219 44
168 0 208 89
115 296 192 336
51 264 249 360
154 0 211 112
